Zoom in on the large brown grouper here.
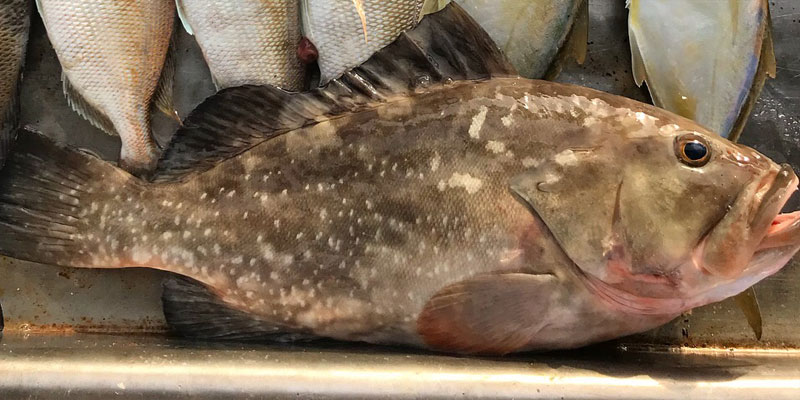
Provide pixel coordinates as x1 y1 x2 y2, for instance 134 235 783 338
1 4 799 354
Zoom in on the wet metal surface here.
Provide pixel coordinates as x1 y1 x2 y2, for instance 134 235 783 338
0 0 799 353
1 333 800 399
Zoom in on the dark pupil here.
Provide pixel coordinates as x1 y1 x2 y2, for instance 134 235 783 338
683 141 707 161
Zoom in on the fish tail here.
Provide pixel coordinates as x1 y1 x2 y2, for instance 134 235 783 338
0 129 140 269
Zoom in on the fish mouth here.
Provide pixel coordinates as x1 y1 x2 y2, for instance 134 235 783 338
752 164 800 253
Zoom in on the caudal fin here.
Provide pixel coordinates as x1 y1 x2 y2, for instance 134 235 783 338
0 129 137 268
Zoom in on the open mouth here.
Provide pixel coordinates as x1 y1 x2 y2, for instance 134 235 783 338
755 165 800 251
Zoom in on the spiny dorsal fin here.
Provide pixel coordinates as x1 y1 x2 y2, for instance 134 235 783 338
162 274 315 342
151 3 516 183
61 72 117 136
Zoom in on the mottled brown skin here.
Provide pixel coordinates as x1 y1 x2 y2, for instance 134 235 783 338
14 77 800 354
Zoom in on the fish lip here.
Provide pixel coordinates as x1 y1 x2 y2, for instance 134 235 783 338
753 165 800 251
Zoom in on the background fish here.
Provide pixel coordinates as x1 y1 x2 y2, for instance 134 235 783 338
452 0 587 79
35 0 177 175
628 0 776 141
301 0 426 84
176 0 305 91
1 5 798 355
0 0 30 169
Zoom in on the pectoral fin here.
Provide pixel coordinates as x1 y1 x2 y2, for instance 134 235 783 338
417 273 559 355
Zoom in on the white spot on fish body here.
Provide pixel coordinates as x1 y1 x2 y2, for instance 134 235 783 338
162 232 173 240
232 256 243 264
446 173 483 194
521 157 538 168
430 152 441 172
553 149 578 166
204 228 212 236
183 231 191 239
485 141 506 154
469 105 489 139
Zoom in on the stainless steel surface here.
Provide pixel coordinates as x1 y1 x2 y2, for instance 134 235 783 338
0 332 799 399
0 0 798 358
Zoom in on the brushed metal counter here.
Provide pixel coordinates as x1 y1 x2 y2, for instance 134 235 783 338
1 333 799 400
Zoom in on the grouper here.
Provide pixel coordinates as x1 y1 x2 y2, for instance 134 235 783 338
1 4 799 354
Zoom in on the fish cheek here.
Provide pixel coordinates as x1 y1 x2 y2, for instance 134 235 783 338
508 146 623 280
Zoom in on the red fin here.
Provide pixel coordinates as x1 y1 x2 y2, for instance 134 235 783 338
417 273 558 355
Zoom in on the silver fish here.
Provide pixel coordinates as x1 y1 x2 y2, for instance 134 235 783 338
0 0 30 169
1 4 798 355
452 0 588 79
176 0 305 91
301 0 426 84
628 0 776 141
35 0 177 175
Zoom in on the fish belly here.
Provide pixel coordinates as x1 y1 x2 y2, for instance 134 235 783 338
177 0 305 91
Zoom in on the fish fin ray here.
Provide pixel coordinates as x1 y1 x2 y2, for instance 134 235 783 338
627 10 647 88
62 72 117 136
151 23 181 124
417 273 557 355
0 129 133 267
162 274 315 342
152 3 516 183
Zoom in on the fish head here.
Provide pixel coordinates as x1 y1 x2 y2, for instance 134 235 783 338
511 121 800 314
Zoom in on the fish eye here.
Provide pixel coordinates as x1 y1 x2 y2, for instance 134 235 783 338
675 135 711 167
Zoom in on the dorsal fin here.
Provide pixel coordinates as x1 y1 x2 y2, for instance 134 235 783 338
151 3 516 183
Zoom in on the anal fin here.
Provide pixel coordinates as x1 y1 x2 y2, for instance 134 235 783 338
162 275 315 342
417 273 559 355
62 72 117 136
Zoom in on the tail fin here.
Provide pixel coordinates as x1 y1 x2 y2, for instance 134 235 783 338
0 129 135 268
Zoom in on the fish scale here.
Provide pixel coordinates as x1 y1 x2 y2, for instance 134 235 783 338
35 0 175 174
177 0 305 90
302 0 425 84
0 0 29 169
